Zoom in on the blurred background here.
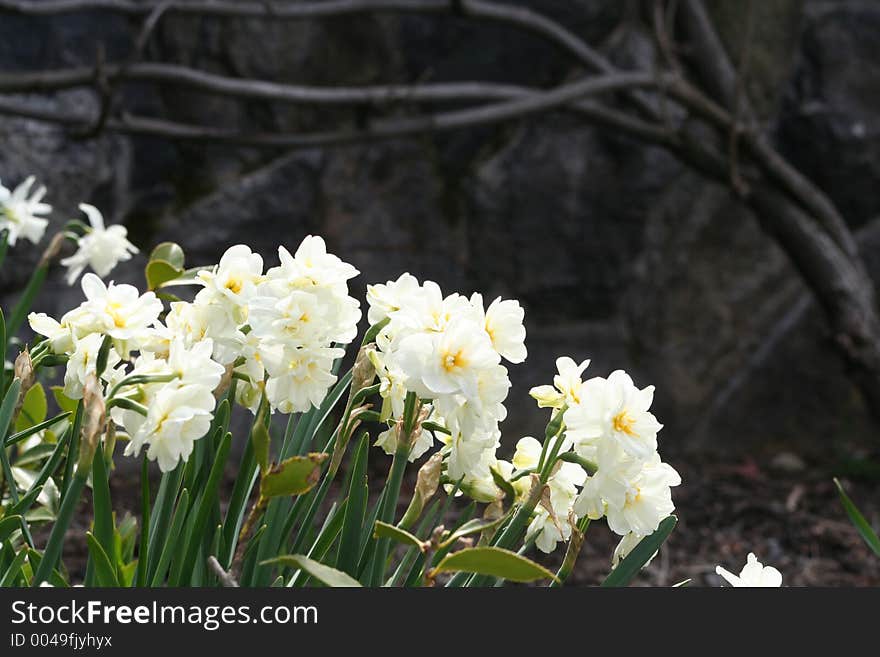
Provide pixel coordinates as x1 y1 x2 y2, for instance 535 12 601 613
1 0 879 584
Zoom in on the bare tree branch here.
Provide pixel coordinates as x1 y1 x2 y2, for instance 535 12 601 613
0 63 534 105
0 72 667 147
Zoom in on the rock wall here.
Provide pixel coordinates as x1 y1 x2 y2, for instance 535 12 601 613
1 1 878 457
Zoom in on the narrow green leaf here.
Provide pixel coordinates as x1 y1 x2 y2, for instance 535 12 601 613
149 488 190 587
0 379 23 504
433 546 558 583
336 433 369 575
90 448 115 566
0 548 29 587
6 411 70 447
0 515 24 543
32 472 87 585
86 532 119 587
602 515 677 587
8 265 48 336
374 521 426 552
252 402 271 476
264 554 362 587
259 453 327 499
441 515 508 548
834 478 880 557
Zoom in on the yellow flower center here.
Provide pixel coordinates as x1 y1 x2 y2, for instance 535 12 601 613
225 278 243 294
442 349 466 373
612 410 637 436
107 303 126 328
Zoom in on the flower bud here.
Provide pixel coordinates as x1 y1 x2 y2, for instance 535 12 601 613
12 349 36 426
350 345 377 398
78 373 106 476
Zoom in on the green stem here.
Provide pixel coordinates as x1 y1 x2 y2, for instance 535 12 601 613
33 471 87 585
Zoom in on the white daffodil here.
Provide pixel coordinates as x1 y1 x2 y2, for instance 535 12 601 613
261 344 344 414
266 237 359 295
565 369 662 460
165 337 226 391
716 553 783 587
79 273 162 344
397 318 500 399
196 244 264 323
374 423 435 462
470 294 527 364
63 332 121 399
123 383 216 473
529 356 591 409
366 272 421 325
60 204 138 285
0 176 51 246
600 453 680 537
172 299 246 362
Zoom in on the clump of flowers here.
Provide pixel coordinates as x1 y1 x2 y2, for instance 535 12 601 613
365 274 525 482
2 176 683 589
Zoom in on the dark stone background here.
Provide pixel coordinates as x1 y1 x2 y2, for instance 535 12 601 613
2 0 879 459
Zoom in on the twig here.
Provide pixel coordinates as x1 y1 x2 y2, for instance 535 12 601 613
207 555 240 587
0 72 666 147
727 0 754 197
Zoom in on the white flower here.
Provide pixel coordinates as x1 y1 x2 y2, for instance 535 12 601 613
366 272 421 325
123 383 216 473
374 423 435 462
166 337 226 390
165 300 244 365
266 236 359 295
0 176 51 246
590 451 680 537
63 332 121 399
529 356 590 409
471 294 527 364
397 318 500 399
196 244 264 323
716 553 783 587
261 344 344 414
565 369 662 460
78 273 162 344
60 204 138 285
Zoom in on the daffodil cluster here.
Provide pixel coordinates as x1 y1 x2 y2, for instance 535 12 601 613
365 274 527 484
527 358 680 557
28 236 362 473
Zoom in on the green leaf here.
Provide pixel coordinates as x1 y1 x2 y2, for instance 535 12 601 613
145 260 184 291
834 478 880 557
441 515 508 548
0 548 29 587
373 521 426 552
602 516 678 587
86 532 119 587
14 382 46 433
336 433 369 575
51 386 79 415
252 402 271 476
89 448 115 579
150 488 191 587
263 555 362 587
0 515 24 543
6 411 70 447
0 379 23 504
259 453 327 499
150 242 185 270
433 546 558 583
